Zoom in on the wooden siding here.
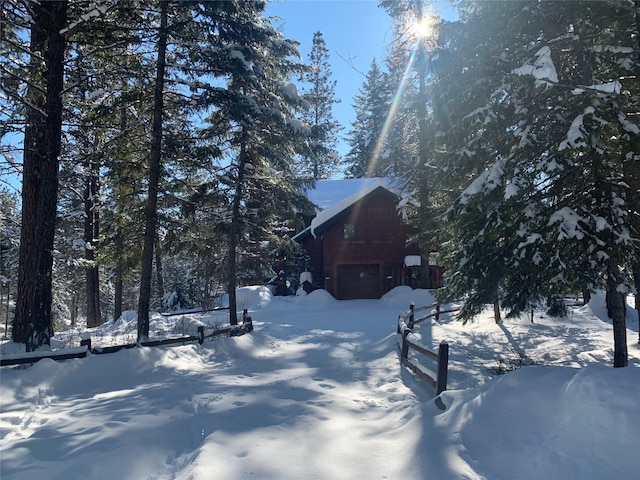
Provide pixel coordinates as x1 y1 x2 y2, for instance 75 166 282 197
300 191 424 299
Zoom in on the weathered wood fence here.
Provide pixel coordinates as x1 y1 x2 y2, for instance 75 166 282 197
0 310 254 367
397 302 459 395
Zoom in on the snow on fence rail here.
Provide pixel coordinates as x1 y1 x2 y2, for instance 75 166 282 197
0 310 254 367
397 302 460 396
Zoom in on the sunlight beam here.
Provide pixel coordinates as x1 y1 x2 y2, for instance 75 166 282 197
365 48 417 178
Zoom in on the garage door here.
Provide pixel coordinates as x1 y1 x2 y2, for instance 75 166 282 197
336 264 381 300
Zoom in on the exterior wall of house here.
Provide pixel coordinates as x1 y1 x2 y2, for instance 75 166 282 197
303 192 423 300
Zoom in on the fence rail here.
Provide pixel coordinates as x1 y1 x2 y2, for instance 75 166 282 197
1 310 254 367
397 302 460 396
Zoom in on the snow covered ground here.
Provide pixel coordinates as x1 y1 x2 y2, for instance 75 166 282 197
1 286 639 480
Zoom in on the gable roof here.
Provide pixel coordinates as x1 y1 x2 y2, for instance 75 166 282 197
305 178 388 211
294 178 400 241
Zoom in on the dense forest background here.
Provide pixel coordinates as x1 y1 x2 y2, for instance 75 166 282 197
1 1 638 365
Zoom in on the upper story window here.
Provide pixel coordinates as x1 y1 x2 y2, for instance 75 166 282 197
368 206 394 219
343 223 356 240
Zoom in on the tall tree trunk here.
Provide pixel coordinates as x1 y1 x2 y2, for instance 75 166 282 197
114 229 124 322
227 240 238 326
13 8 46 345
622 120 639 344
0 246 4 335
4 273 9 339
14 2 67 351
85 176 101 327
493 291 501 325
228 129 249 326
608 259 628 368
70 291 77 328
137 0 168 342
634 261 640 345
155 235 164 302
113 109 127 324
0 244 5 338
417 3 428 172
629 0 640 343
609 288 628 368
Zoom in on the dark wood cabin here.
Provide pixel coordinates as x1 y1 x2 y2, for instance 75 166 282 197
294 181 442 300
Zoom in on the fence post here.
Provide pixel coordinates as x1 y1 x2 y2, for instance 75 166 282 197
436 342 449 395
400 328 410 364
242 309 253 332
197 325 204 345
436 303 441 322
408 302 415 329
80 337 92 352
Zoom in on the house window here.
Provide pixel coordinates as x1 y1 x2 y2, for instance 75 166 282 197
343 223 356 240
359 271 377 278
368 207 393 219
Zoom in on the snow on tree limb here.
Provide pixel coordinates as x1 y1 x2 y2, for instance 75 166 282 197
559 106 595 151
548 207 585 241
618 112 640 134
458 158 505 205
512 46 559 85
61 2 110 35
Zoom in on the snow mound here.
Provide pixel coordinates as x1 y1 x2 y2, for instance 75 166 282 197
112 310 137 327
236 285 273 310
149 312 206 337
443 364 640 479
305 289 337 305
381 287 436 308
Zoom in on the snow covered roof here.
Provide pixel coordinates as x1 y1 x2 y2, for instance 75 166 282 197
305 178 388 211
294 178 400 241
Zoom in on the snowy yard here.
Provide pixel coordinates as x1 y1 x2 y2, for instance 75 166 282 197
1 286 639 479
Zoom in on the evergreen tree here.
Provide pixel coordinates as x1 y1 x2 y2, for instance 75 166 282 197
59 2 159 328
379 0 441 182
196 0 311 324
92 17 158 323
383 23 420 181
415 0 639 366
1 1 318 343
11 0 68 351
299 31 342 180
0 188 19 337
136 0 169 341
62 40 106 329
0 1 28 183
344 58 390 178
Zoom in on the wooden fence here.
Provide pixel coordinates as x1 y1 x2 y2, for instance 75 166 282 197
397 302 459 395
0 310 254 367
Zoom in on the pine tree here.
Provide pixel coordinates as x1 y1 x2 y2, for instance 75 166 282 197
11 0 68 351
383 23 420 181
415 0 639 366
0 188 19 336
136 0 169 341
62 42 106 329
59 2 160 330
344 59 390 178
379 0 441 182
4 1 314 338
0 1 28 182
195 1 311 324
299 31 342 180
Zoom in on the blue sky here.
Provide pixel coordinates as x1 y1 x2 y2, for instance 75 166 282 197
1 1 392 191
265 0 394 159
266 0 457 164
0 2 444 191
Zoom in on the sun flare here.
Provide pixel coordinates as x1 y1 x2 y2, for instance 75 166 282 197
411 15 437 40
412 20 430 39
